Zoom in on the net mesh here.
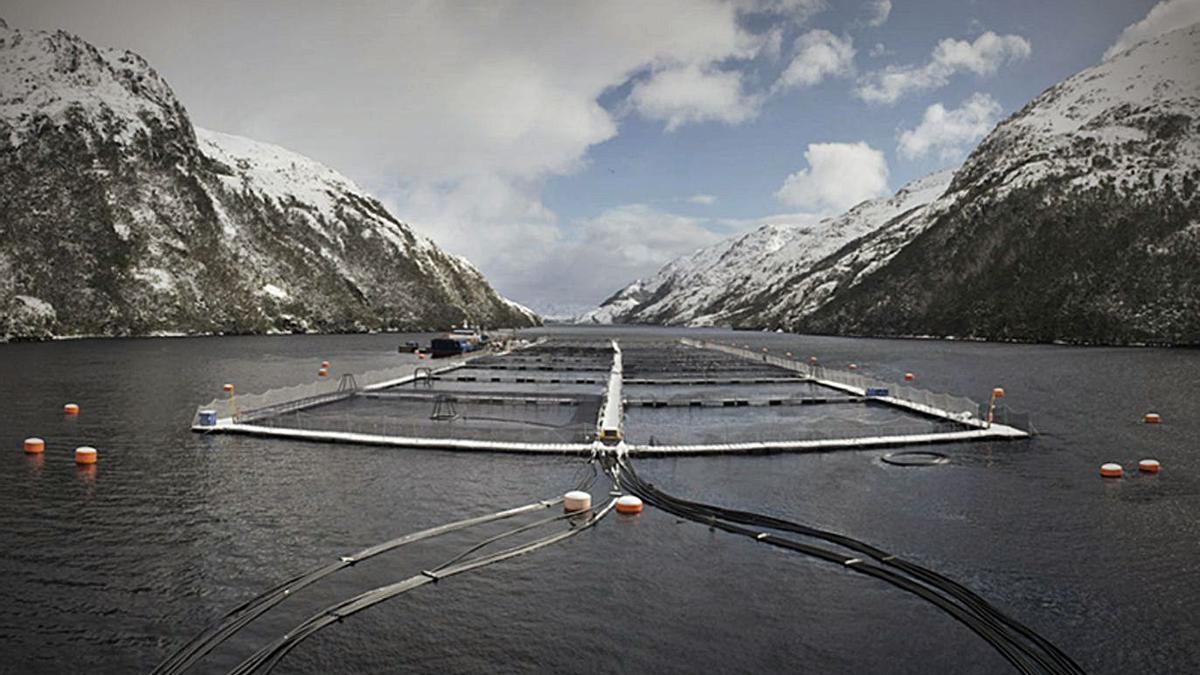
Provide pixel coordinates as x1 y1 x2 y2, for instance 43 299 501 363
679 337 1033 433
193 362 451 425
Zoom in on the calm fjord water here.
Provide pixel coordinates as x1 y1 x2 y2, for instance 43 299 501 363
1 326 1197 674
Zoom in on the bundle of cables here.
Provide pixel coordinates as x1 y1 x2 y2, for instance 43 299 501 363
616 457 1082 675
155 462 602 675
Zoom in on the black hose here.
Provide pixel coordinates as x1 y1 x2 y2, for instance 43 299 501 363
231 499 616 674
152 498 563 675
618 460 1081 674
616 458 1081 675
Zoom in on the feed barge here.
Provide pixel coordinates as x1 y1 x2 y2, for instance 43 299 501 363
430 328 488 358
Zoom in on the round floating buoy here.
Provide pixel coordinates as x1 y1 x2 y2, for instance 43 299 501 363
321 360 330 368
223 384 235 394
1099 463 1123 478
616 495 644 514
75 446 97 465
1144 413 1162 424
848 363 858 370
904 372 914 382
64 403 80 415
23 438 45 454
318 368 328 377
1138 459 1161 473
563 490 592 512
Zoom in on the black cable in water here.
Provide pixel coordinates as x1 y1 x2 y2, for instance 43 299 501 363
638 476 1080 675
152 497 564 675
616 458 1081 675
231 499 617 674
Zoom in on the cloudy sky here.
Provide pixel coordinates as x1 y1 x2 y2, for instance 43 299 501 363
3 0 1197 313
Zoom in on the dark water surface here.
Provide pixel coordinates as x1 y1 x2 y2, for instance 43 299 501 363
1 326 1197 674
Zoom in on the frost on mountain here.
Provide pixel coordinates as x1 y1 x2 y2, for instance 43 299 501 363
579 169 956 327
585 23 1200 344
0 21 537 340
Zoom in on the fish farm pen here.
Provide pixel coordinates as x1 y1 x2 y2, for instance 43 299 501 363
169 334 1079 675
192 335 1033 455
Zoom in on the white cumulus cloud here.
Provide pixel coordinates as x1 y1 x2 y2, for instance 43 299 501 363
774 30 856 92
864 0 892 27
688 193 718 205
519 204 726 309
736 0 828 23
10 0 782 309
774 142 890 212
856 31 1032 104
629 65 762 131
1105 0 1200 59
897 92 1003 160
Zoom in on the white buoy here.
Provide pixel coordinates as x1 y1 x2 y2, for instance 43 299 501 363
563 490 592 512
1099 462 1122 478
1138 459 1161 473
616 495 644 514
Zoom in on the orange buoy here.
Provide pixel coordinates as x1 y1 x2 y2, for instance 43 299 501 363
1144 413 1162 424
75 446 98 465
616 495 644 514
318 368 329 377
563 490 592 513
222 384 235 394
1099 463 1123 478
63 403 80 415
1138 459 1161 473
23 438 45 454
904 372 914 382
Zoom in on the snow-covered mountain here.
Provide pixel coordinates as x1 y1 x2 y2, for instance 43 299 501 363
802 22 1200 343
579 169 956 326
0 19 537 340
585 22 1200 344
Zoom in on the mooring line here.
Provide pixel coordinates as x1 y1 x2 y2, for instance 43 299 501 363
153 484 591 675
616 457 1082 675
230 498 617 674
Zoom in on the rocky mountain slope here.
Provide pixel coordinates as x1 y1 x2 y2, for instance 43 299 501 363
579 169 956 326
585 22 1200 344
0 19 537 340
803 22 1200 344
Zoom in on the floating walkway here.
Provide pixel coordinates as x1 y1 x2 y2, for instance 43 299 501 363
625 395 864 408
191 334 1031 456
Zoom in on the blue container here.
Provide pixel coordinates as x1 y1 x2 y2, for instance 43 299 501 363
198 409 218 426
865 387 889 397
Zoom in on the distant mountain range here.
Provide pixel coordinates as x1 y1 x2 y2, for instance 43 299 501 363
579 169 955 326
0 19 538 341
584 23 1200 345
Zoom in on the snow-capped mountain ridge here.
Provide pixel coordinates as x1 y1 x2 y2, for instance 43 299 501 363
579 168 956 326
0 21 537 340
0 19 186 147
